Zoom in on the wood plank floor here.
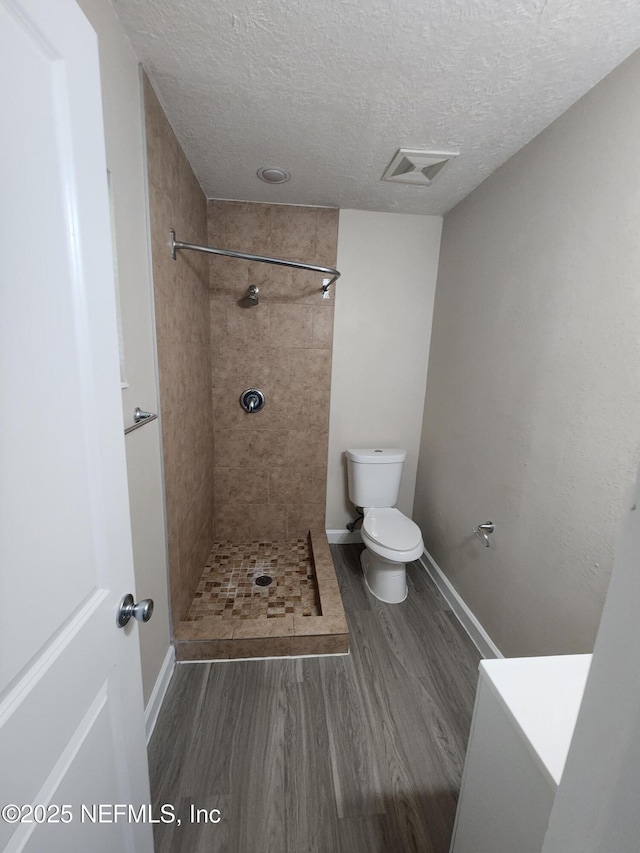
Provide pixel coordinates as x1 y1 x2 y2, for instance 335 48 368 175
148 544 481 853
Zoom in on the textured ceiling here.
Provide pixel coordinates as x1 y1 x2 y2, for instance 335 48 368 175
113 0 640 215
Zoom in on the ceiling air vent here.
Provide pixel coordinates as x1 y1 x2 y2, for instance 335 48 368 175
381 148 459 186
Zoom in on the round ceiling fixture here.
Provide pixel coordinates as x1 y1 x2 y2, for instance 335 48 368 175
257 167 290 184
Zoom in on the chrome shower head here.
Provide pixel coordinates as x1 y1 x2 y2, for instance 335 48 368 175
247 284 259 305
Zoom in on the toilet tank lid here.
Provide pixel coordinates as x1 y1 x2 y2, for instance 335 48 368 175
345 448 406 464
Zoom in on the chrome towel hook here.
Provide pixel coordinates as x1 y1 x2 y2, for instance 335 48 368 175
473 521 494 547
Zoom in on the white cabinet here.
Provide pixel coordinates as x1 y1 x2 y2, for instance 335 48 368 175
450 655 591 853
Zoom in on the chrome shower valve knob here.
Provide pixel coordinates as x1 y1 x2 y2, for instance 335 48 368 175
240 388 265 413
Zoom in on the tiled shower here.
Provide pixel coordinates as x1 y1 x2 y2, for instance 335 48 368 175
208 199 338 540
144 77 347 659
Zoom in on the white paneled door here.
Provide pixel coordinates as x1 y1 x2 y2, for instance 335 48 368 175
0 1 154 851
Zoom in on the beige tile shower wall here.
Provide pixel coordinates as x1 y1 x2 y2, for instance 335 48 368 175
208 201 338 540
144 77 214 628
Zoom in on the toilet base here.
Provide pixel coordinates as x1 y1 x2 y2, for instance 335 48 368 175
361 548 408 604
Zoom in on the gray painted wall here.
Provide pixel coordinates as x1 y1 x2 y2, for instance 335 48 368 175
327 210 442 531
414 48 640 657
77 0 171 703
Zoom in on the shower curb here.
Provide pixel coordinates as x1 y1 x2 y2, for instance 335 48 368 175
173 531 349 661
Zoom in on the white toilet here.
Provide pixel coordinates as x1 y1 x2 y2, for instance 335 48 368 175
346 448 424 604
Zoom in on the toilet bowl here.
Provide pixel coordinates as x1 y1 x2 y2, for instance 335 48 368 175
360 507 423 603
345 448 425 604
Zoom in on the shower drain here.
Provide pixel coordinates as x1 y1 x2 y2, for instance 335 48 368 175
255 575 273 587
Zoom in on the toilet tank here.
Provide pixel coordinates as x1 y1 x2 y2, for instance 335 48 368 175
345 448 406 508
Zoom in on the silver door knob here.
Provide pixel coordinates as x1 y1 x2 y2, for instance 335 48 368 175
117 593 154 628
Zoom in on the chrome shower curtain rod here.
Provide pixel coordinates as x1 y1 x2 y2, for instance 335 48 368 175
169 229 341 295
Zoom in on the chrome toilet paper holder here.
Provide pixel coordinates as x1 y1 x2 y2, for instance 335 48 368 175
473 521 494 547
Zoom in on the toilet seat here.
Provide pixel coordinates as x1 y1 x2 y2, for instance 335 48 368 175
362 508 423 562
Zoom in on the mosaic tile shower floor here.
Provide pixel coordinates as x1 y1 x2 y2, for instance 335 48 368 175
186 539 321 620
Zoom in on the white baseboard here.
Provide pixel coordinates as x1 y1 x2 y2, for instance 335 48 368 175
326 528 363 544
144 645 175 744
418 548 503 660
